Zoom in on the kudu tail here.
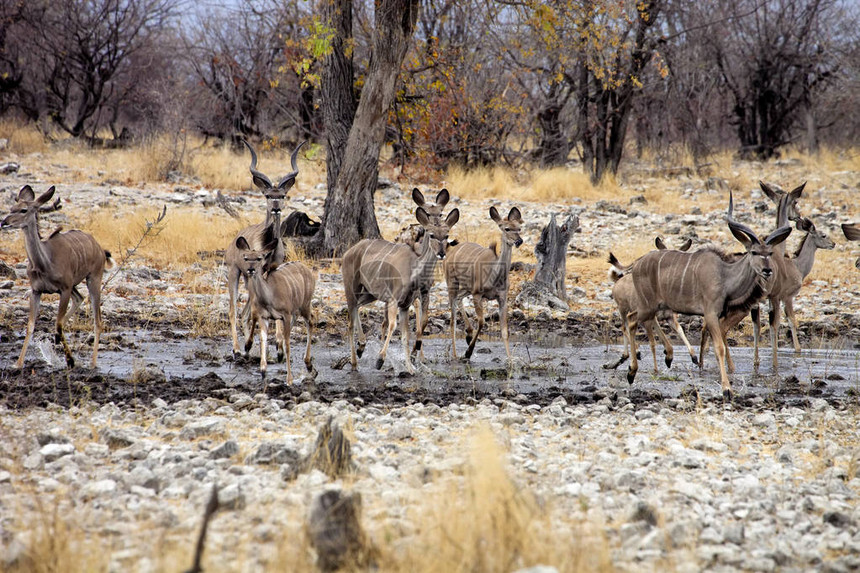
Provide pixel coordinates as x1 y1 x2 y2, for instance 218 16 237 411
607 252 630 282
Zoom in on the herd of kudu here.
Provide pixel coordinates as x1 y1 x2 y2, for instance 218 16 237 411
2 143 858 398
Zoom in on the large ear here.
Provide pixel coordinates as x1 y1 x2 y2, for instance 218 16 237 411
842 223 860 241
507 206 522 222
411 188 426 207
727 218 756 250
445 208 460 228
655 236 667 250
489 206 502 223
17 185 35 202
235 236 251 251
759 181 782 203
415 206 430 226
276 174 296 191
678 238 692 252
435 188 450 208
795 217 813 232
788 182 806 201
764 225 792 247
36 186 56 205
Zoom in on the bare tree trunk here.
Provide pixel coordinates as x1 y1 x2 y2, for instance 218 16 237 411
309 0 419 257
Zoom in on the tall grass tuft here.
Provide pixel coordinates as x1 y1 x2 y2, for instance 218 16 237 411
0 118 50 154
384 425 612 572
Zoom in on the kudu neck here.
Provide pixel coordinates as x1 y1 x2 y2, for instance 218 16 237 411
21 216 51 270
723 253 765 305
793 235 817 278
487 234 514 287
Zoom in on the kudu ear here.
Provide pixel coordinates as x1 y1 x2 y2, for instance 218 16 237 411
842 223 860 241
489 206 502 223
235 236 251 251
764 225 792 247
436 188 450 207
508 206 522 223
727 219 756 250
411 188 425 207
679 238 692 252
36 186 56 205
655 236 667 250
789 182 806 201
759 181 782 203
276 174 296 191
415 206 431 226
445 208 460 228
796 217 813 233
17 185 36 202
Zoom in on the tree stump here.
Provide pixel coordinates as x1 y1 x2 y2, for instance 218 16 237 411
308 489 374 572
516 212 579 310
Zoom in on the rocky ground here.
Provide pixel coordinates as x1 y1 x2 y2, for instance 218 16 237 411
0 152 858 571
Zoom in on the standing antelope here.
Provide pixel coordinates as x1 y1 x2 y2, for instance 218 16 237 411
342 207 460 374
234 230 316 385
225 140 305 357
605 237 697 371
392 188 452 359
444 206 523 360
626 193 791 398
1 185 113 369
842 223 860 268
699 183 806 371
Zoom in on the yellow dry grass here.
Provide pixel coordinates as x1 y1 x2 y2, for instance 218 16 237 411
0 118 51 154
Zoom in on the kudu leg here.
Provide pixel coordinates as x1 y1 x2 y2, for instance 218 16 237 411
377 303 399 370
347 305 359 370
400 306 414 374
448 293 459 359
258 318 270 388
227 267 242 356
669 314 697 366
784 298 801 352
15 291 41 369
302 309 317 380
652 319 674 369
643 321 659 373
281 315 292 384
603 312 630 370
768 299 781 372
500 296 511 360
625 311 640 384
411 292 430 361
85 278 102 369
751 306 761 371
464 296 484 360
705 313 732 399
55 289 75 368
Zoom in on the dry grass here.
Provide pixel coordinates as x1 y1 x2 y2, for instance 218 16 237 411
0 118 51 154
82 208 240 268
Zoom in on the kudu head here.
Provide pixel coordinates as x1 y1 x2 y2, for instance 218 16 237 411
795 217 835 251
411 188 450 222
726 191 792 281
234 224 282 277
1 185 60 230
759 181 805 223
489 206 524 249
243 139 306 223
415 206 460 259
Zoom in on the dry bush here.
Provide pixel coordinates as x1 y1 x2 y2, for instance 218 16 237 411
382 426 612 573
4 497 110 573
0 118 50 154
445 165 520 201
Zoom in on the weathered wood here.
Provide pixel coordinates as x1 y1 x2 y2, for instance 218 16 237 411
533 212 579 300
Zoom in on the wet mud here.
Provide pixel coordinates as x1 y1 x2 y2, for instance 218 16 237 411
1 316 858 411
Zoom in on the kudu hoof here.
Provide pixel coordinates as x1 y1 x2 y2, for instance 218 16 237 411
260 370 267 382
665 356 673 368
375 357 384 370
626 370 636 384
65 354 76 369
722 388 733 401
277 351 285 363
356 345 365 359
691 355 699 366
635 351 641 360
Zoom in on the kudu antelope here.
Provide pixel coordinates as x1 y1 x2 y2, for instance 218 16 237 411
234 229 317 385
699 182 806 371
342 207 460 374
392 188 452 359
605 236 697 371
842 223 860 268
625 193 791 398
444 206 523 360
1 185 113 369
225 140 305 357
